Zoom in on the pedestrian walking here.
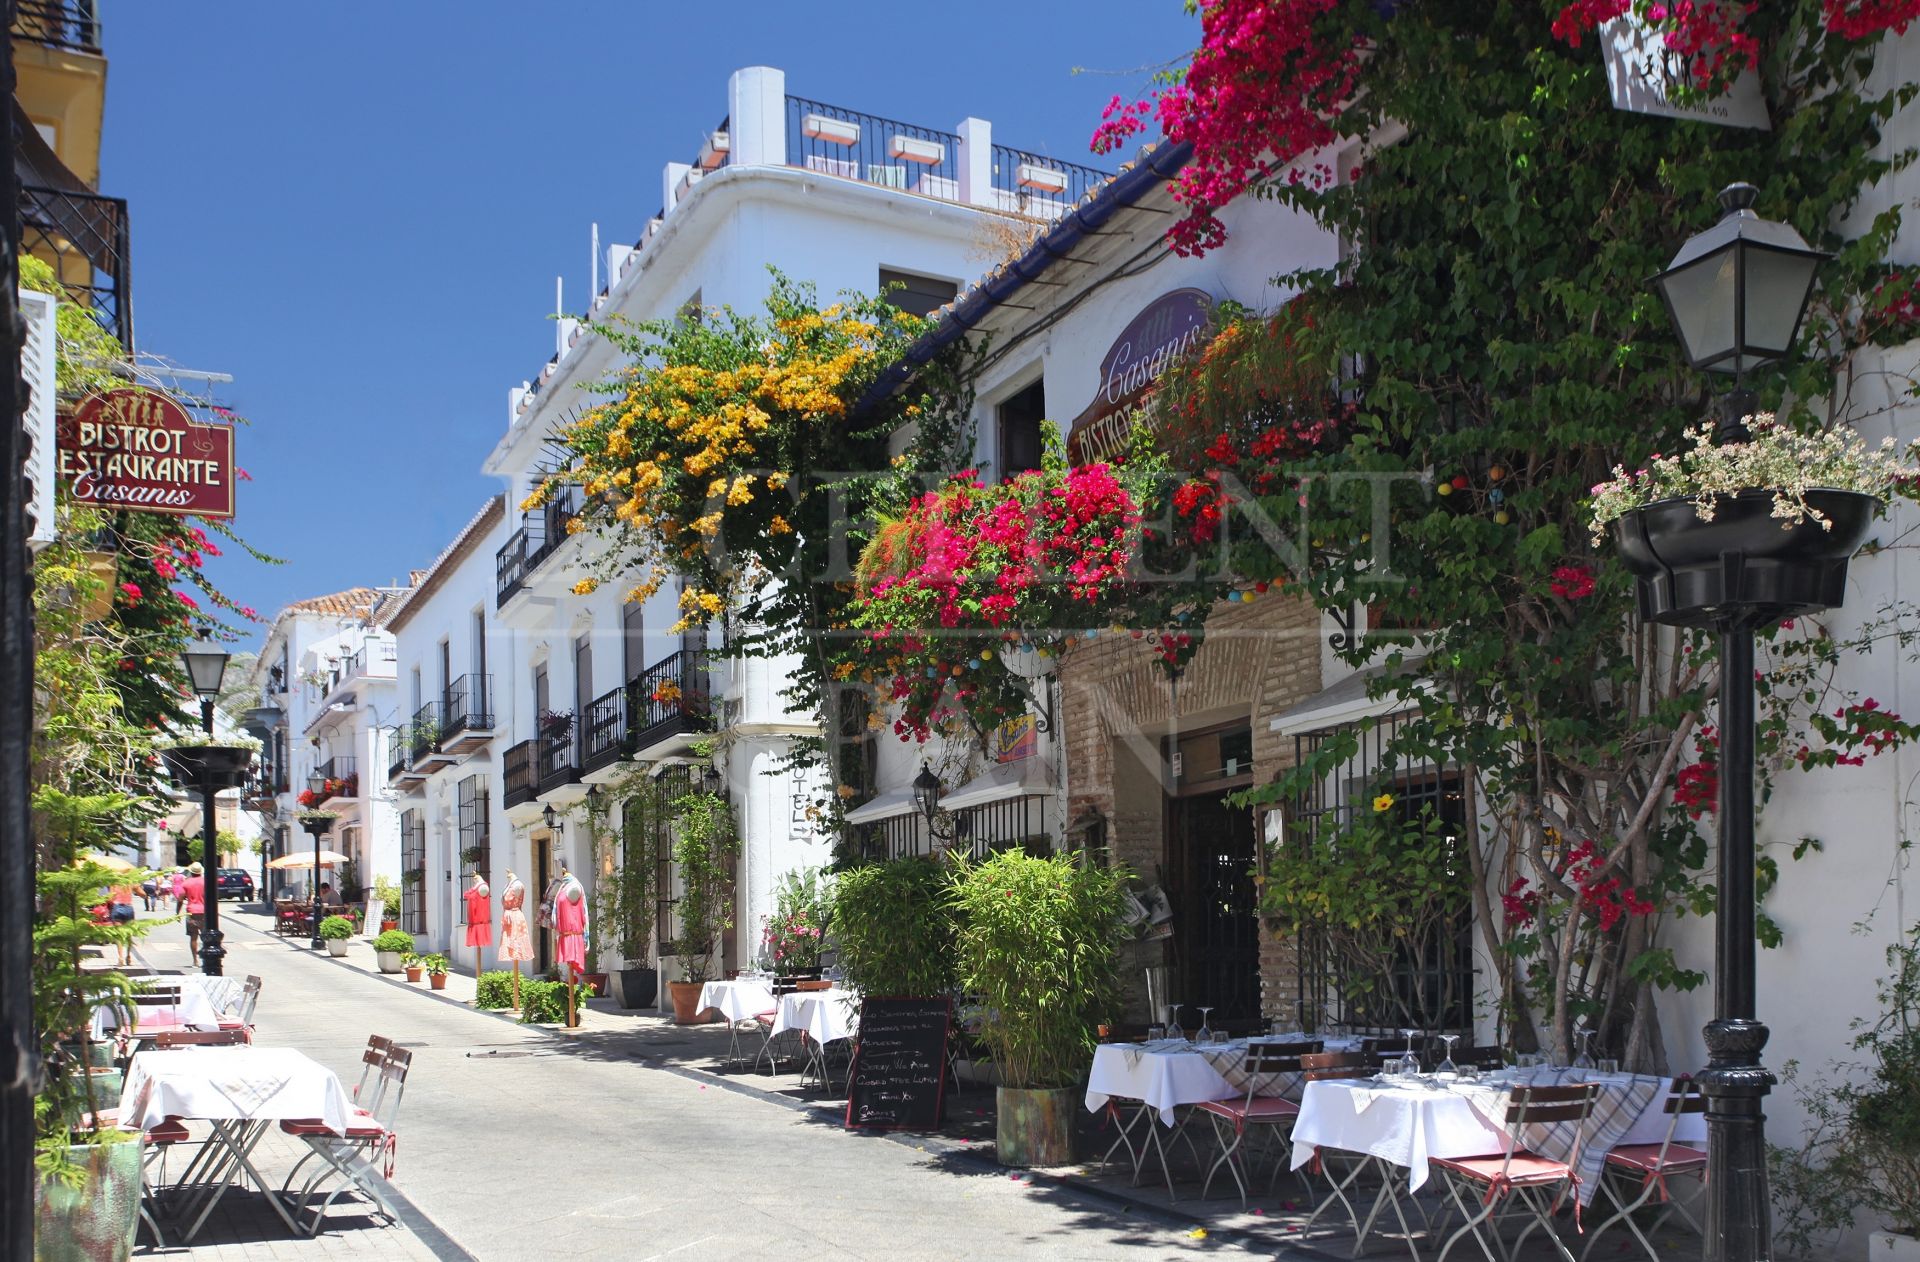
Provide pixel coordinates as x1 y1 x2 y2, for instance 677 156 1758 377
176 863 207 963
108 882 137 965
139 873 157 910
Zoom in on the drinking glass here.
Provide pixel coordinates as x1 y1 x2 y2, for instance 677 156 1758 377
1398 1029 1423 1079
1573 1026 1596 1070
1435 1033 1460 1079
1197 1007 1215 1045
1147 1024 1166 1042
1598 1058 1621 1075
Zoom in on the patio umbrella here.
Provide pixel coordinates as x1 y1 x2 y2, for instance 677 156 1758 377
267 850 350 869
74 852 136 872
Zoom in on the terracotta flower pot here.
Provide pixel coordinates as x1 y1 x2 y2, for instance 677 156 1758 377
404 966 423 983
429 973 448 991
668 979 710 1024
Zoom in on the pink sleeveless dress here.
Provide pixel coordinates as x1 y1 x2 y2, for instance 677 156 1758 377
498 879 535 963
554 879 587 976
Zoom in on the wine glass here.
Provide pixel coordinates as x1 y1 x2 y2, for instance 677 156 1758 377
1196 1007 1215 1046
1435 1033 1460 1080
1573 1025 1596 1070
1398 1029 1423 1079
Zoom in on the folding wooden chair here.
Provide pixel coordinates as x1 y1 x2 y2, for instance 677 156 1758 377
1196 1039 1319 1207
1432 1082 1601 1262
217 975 263 1042
282 1045 412 1236
1580 1077 1706 1262
149 1028 249 1049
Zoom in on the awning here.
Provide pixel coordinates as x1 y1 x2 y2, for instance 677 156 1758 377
843 787 920 825
1267 657 1430 737
941 760 1055 811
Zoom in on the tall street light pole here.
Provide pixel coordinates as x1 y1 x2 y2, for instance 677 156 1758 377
182 637 232 976
303 773 330 950
1646 182 1832 1262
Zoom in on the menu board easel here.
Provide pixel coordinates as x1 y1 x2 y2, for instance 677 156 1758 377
845 996 951 1132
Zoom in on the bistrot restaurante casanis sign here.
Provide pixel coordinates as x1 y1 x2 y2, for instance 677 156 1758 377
57 388 235 519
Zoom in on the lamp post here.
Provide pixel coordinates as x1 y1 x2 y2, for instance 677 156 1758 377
912 762 950 850
304 771 331 949
181 636 232 975
1649 182 1829 1262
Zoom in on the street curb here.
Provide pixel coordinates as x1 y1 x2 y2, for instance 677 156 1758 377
217 913 1334 1260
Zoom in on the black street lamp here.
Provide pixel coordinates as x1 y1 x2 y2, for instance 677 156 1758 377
181 636 231 975
911 763 951 848
1648 182 1830 1262
303 771 331 949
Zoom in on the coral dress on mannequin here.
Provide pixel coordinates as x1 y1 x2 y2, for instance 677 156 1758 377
498 875 535 964
554 874 588 976
464 877 493 948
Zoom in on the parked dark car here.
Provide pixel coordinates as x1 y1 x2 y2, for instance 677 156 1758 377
216 868 255 901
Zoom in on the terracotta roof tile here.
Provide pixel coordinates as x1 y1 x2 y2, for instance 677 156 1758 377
283 587 381 619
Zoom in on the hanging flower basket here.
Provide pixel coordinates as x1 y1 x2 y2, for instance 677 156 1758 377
1611 489 1877 628
160 744 255 792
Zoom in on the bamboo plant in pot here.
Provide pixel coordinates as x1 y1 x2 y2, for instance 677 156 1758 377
952 850 1128 1167
665 780 738 1023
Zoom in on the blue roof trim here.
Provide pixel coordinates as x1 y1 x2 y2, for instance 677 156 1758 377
858 139 1195 412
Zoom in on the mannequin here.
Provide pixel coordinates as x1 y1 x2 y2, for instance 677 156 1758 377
553 866 588 1026
498 870 535 1010
464 873 493 994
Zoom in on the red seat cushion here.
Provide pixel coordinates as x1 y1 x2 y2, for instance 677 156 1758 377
1195 1097 1301 1124
145 1120 190 1144
279 1118 385 1140
1432 1151 1573 1187
1606 1142 1707 1174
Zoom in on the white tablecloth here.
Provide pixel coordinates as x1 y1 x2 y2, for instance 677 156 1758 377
91 986 224 1040
697 979 777 1024
119 1045 352 1133
1289 1069 1707 1199
1086 1036 1366 1127
771 989 858 1044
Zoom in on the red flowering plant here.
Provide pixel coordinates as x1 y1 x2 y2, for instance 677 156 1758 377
760 867 832 973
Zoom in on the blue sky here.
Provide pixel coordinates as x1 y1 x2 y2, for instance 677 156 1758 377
99 1 1196 629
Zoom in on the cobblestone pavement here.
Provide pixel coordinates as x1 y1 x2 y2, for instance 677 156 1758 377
127 906 1295 1261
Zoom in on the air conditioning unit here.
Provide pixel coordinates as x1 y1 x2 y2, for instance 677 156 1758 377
19 287 56 553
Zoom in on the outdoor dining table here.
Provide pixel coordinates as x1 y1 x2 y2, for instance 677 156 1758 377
119 1043 354 1242
696 977 778 1024
90 983 224 1041
1287 1067 1707 1258
1084 1034 1365 1199
770 988 859 1090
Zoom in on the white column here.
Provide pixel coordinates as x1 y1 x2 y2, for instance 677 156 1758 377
727 66 787 168
957 116 994 208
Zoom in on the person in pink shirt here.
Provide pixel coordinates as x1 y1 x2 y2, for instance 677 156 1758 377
170 868 186 901
175 863 207 961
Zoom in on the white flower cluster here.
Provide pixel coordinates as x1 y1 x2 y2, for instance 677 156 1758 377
1588 414 1911 545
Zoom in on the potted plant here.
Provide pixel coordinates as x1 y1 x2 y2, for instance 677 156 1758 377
371 875 402 932
665 781 738 1023
157 730 261 793
1773 929 1920 1259
318 914 355 957
402 951 424 983
951 850 1128 1167
1591 416 1901 625
589 777 662 1009
538 708 575 740
763 865 832 978
422 953 451 991
373 929 414 974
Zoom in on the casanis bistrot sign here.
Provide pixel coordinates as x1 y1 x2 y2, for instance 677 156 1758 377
58 388 235 519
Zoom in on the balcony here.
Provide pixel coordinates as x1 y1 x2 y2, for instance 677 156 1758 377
503 740 538 809
629 650 713 761
536 716 582 798
440 673 495 755
581 685 630 778
386 727 424 788
495 484 583 608
19 183 129 350
314 757 358 808
410 701 456 775
13 1 100 52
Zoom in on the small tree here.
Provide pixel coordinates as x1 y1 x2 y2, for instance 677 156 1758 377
669 784 738 985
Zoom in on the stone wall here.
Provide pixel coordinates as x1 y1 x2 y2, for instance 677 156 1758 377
1057 590 1322 1022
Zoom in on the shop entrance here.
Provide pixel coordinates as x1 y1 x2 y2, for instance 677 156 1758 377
1165 722 1260 1024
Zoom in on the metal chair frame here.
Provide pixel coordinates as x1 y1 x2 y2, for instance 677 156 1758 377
1197 1039 1319 1207
1579 1077 1707 1262
1433 1082 1601 1262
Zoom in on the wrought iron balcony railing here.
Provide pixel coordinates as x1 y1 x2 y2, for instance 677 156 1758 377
628 649 713 754
13 0 98 53
495 484 583 606
582 684 629 773
410 701 441 762
441 674 494 741
503 740 538 808
19 183 129 349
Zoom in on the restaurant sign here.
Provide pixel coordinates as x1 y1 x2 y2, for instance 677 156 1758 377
58 388 236 519
1066 287 1214 464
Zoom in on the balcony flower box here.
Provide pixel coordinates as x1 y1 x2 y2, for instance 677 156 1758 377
803 114 860 146
697 130 729 169
1015 162 1069 194
889 134 945 165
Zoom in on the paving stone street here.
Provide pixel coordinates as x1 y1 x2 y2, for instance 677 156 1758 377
129 906 1309 1261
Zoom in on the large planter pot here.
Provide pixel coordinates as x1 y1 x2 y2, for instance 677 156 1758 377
1871 1232 1920 1261
668 980 711 1025
159 745 254 793
1612 489 1877 628
376 950 404 974
324 939 349 958
996 1086 1076 1168
612 967 659 1010
33 1138 141 1262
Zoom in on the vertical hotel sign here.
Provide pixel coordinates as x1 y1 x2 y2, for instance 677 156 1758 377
58 388 236 519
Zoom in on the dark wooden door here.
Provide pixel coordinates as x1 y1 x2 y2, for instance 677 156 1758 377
1168 789 1260 1023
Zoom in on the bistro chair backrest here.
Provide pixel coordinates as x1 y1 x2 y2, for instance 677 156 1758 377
1243 1039 1322 1076
133 985 182 1008
351 1035 393 1104
1451 1044 1508 1070
1301 1051 1372 1081
1650 1075 1706 1160
151 1028 247 1049
1363 1035 1426 1063
1505 1082 1599 1127
369 1044 413 1129
237 976 263 1025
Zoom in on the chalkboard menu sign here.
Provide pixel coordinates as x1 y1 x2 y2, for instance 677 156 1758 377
845 996 951 1131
